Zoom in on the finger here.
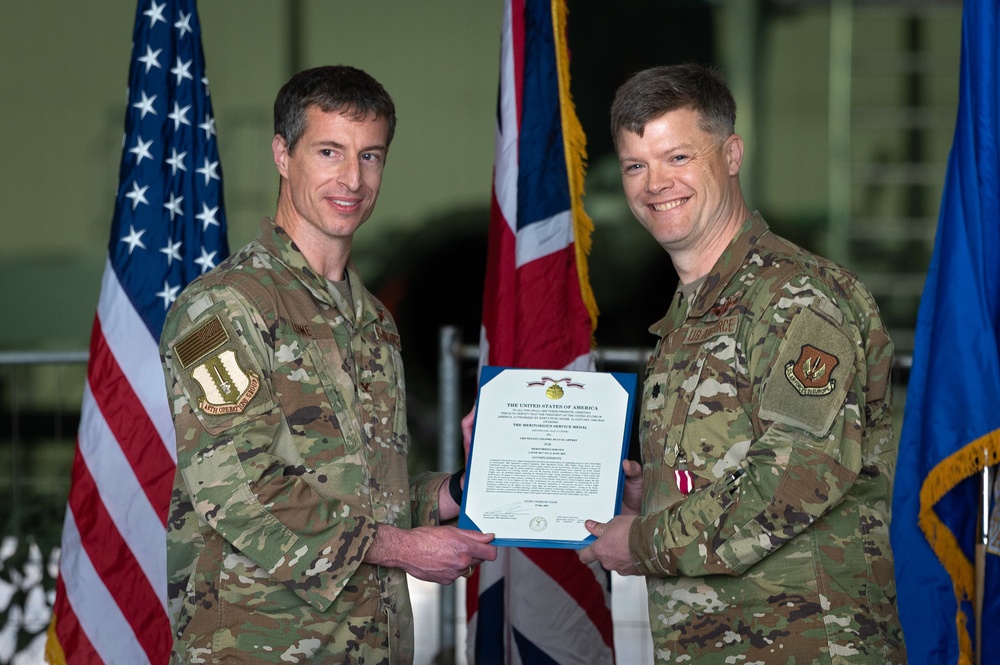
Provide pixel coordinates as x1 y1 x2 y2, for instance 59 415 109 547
463 530 496 543
584 519 604 536
461 406 476 448
622 459 642 477
578 545 595 565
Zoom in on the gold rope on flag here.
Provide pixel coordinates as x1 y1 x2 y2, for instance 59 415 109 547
551 0 599 340
918 429 1000 664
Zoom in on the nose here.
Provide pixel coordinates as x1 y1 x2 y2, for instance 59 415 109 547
646 163 672 193
337 158 362 190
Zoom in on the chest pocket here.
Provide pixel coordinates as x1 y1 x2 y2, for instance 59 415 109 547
641 318 748 481
269 320 365 464
684 334 747 465
354 324 407 456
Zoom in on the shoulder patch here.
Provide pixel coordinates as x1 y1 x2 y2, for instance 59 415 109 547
172 314 261 417
785 344 840 396
759 306 855 437
175 315 228 368
190 351 260 415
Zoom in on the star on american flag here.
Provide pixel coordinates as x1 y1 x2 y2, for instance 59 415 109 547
106 0 229 335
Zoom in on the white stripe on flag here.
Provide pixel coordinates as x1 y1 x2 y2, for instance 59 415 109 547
78 382 168 608
494 0 518 235
96 260 176 461
59 510 153 665
509 550 614 664
514 210 574 268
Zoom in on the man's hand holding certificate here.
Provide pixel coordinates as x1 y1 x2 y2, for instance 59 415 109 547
458 367 637 548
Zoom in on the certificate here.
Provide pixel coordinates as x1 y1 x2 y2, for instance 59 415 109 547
458 366 637 549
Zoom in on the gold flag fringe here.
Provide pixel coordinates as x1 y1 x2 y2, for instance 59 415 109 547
918 427 1000 665
45 615 68 665
551 0 599 343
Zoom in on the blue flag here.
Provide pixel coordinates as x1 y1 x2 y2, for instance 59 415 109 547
889 1 1000 663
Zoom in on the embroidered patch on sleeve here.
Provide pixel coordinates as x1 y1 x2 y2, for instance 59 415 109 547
175 315 228 368
785 344 840 396
191 350 260 415
174 315 260 416
758 306 855 437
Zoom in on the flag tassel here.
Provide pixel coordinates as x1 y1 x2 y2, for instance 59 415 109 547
551 0 598 340
918 428 1000 663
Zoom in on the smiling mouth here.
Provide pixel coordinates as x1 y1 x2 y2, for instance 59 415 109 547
330 198 361 209
651 198 688 212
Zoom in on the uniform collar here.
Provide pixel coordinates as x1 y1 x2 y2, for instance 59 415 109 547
256 216 383 330
650 211 770 338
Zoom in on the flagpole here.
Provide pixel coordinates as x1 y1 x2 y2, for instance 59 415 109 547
977 458 993 665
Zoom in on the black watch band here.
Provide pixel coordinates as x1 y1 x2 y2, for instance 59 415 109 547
449 469 465 505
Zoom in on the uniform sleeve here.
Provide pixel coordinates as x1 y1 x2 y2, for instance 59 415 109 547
161 284 377 612
630 278 873 578
410 471 451 526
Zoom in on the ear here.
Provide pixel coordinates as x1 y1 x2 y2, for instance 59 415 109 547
724 134 744 176
272 134 289 179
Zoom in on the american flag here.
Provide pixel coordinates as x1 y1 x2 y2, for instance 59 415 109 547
46 1 227 662
466 0 614 662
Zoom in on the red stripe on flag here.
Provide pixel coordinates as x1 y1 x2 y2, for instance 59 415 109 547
513 247 593 367
510 0 526 128
67 446 171 661
521 548 614 649
50 577 99 663
481 193 519 362
87 318 173 523
482 194 592 369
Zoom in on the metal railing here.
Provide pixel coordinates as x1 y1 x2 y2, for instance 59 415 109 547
0 330 913 664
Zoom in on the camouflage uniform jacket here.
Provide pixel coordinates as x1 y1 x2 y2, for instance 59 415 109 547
629 213 905 663
160 216 448 664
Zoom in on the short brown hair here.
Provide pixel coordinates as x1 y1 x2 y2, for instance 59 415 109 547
610 63 736 149
273 65 396 153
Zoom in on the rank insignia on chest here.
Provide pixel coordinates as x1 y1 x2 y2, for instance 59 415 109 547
709 291 743 316
785 344 840 396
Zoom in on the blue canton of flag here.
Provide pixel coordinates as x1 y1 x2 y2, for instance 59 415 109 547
113 0 228 334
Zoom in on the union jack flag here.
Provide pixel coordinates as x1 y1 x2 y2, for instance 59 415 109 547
467 0 614 662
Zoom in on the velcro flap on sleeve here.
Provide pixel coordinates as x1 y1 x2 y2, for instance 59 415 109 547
758 306 855 437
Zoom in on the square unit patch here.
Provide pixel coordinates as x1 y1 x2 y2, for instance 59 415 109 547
759 306 855 437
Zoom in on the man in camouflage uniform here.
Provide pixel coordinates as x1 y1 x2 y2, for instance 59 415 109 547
579 64 906 663
159 65 496 664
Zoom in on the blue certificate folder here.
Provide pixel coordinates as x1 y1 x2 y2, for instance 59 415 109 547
458 366 637 549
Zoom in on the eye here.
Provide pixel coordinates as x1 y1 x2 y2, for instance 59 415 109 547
670 154 689 164
622 163 643 174
361 152 381 163
320 149 335 158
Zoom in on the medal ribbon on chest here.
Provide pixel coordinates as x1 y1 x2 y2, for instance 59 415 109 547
674 448 693 495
